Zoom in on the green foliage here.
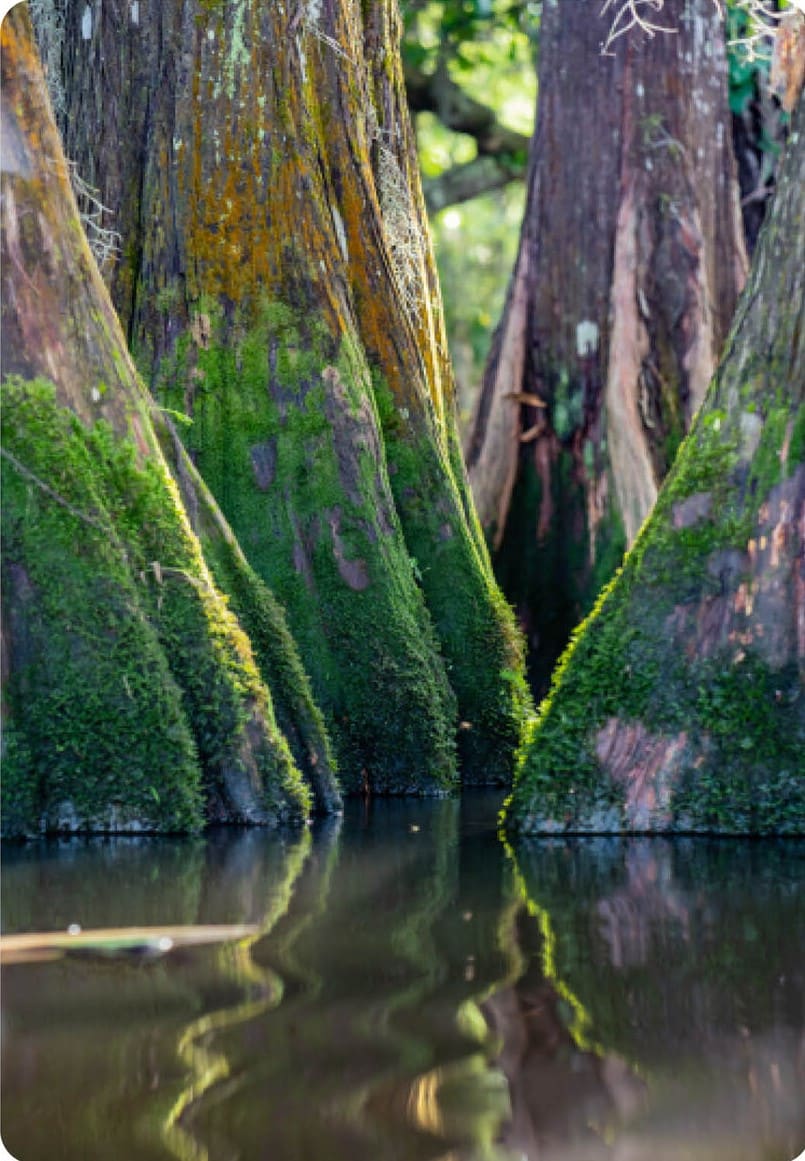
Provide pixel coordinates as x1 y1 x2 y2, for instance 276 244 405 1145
429 185 526 431
401 0 539 89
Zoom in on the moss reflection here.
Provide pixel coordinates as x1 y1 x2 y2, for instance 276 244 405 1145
500 836 805 1159
162 830 312 1161
0 831 312 1161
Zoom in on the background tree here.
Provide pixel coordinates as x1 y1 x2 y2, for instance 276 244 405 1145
29 0 529 792
1 6 339 836
505 58 804 836
465 0 748 693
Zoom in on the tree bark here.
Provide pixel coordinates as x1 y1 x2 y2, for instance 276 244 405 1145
466 0 747 695
1 7 339 836
505 86 804 836
37 0 529 790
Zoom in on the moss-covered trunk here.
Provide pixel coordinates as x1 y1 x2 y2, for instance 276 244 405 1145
505 84 805 836
1 7 339 836
34 0 528 792
466 0 747 695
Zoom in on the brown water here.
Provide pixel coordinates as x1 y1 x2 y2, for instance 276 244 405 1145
1 793 803 1161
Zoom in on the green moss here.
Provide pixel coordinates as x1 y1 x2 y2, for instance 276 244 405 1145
1 377 310 836
0 723 38 840
196 520 342 813
505 384 804 835
2 378 202 835
152 310 458 794
373 375 530 785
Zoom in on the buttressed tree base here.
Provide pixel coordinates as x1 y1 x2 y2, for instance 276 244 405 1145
1 8 339 837
34 0 530 795
506 86 805 837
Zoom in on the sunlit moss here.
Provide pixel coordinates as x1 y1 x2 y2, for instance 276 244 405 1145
1 376 311 835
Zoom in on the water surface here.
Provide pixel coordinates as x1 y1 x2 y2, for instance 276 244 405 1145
2 794 803 1160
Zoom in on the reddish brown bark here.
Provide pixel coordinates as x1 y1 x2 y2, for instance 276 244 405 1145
507 81 805 837
467 0 747 692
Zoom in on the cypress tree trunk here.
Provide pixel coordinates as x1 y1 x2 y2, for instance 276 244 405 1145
505 86 805 836
1 7 339 836
466 0 747 694
36 0 528 791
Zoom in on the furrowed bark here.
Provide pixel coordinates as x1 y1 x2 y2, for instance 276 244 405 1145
1 7 337 835
39 0 529 789
505 88 805 836
467 0 747 694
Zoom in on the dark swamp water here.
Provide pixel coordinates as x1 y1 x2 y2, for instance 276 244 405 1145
1 793 803 1161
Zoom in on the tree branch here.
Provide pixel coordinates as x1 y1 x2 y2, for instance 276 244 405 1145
423 153 526 213
404 57 531 173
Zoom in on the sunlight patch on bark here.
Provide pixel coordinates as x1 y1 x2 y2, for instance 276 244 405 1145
605 182 657 545
468 243 532 546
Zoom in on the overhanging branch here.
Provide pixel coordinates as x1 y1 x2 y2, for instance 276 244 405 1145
423 153 527 213
404 58 531 209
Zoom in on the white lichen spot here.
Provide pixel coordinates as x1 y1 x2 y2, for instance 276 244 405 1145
81 4 92 40
1 102 32 177
740 410 762 455
635 82 645 98
225 0 251 99
576 319 600 357
91 386 101 403
207 27 215 41
330 203 349 263
130 1 139 24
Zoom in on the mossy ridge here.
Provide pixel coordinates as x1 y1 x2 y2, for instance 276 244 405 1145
193 511 342 814
373 377 531 786
100 421 311 826
152 307 458 795
2 377 203 836
150 401 341 815
1 377 311 836
506 384 804 836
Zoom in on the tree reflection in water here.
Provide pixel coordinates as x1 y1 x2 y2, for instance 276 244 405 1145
494 836 805 1161
481 903 646 1160
2 805 802 1161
